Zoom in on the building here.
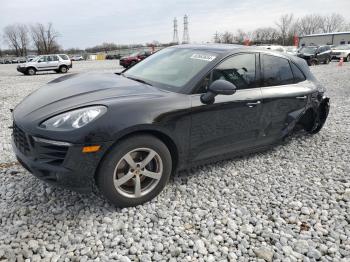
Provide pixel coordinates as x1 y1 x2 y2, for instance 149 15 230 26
299 32 350 47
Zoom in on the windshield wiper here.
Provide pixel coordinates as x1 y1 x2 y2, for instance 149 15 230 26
123 75 153 86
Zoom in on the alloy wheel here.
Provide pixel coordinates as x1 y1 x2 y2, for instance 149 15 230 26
113 148 163 198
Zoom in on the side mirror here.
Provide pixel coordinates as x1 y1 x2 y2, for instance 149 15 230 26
200 80 237 104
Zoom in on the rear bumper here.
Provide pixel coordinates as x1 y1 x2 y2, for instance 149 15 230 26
11 131 113 193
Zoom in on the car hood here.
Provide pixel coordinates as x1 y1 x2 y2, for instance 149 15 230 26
14 72 167 123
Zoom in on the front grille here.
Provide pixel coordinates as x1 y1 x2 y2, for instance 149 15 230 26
13 123 30 156
13 122 69 166
332 52 340 55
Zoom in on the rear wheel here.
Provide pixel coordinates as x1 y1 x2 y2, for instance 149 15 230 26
97 135 172 207
26 67 36 75
59 65 68 73
324 57 330 64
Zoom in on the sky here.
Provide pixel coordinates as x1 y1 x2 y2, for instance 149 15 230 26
1 0 350 49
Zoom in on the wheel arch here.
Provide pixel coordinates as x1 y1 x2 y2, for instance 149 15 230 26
94 128 180 182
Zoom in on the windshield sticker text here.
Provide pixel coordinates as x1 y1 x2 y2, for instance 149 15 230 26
190 54 216 61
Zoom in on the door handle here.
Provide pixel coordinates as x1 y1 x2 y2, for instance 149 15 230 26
246 101 261 108
296 96 307 100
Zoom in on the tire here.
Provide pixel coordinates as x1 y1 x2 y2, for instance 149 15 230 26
324 57 330 64
309 60 317 66
97 135 172 207
59 65 68 73
345 55 350 62
26 67 36 76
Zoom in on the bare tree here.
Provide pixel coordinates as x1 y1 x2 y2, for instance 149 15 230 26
220 31 234 44
253 27 279 44
295 14 323 36
17 24 30 56
275 14 294 45
31 23 60 54
3 24 29 56
320 13 346 33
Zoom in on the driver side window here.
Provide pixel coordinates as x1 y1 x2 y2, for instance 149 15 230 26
212 53 256 90
195 53 256 94
38 56 47 62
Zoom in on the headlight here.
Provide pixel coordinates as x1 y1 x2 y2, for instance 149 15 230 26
40 106 107 131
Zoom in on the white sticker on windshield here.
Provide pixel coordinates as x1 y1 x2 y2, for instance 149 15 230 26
190 54 216 61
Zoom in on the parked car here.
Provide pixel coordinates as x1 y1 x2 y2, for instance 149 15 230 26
18 57 27 63
12 58 19 63
297 45 331 65
26 55 37 62
17 54 72 75
4 58 12 64
106 54 121 60
331 44 350 62
11 44 330 207
70 55 84 61
119 50 152 68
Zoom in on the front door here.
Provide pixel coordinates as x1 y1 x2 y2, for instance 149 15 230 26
190 53 263 162
37 56 48 70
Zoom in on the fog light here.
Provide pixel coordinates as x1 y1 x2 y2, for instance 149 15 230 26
82 145 101 153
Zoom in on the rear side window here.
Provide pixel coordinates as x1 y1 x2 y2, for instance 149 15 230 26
59 54 69 60
262 55 294 86
290 63 306 83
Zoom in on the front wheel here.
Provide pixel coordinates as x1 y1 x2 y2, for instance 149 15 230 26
324 57 330 64
59 65 68 73
97 135 172 207
26 67 36 75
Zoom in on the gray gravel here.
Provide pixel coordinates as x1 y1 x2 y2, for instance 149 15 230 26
0 61 349 261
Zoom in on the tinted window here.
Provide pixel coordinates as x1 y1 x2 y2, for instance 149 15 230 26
262 55 294 86
212 53 256 90
290 63 306 83
59 54 69 60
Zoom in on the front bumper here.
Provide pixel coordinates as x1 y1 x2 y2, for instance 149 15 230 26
11 124 113 193
17 66 26 73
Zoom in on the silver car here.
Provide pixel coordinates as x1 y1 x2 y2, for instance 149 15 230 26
17 54 72 75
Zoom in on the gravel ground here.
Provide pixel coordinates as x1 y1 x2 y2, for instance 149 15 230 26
0 61 349 261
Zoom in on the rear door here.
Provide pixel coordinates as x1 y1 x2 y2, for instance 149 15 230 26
259 54 311 143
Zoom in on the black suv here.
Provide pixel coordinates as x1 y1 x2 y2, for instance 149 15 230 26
12 45 330 207
297 45 331 66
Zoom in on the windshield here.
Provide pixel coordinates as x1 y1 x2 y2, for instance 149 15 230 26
300 47 317 54
334 44 350 50
124 48 217 92
30 56 41 62
129 51 141 57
